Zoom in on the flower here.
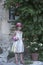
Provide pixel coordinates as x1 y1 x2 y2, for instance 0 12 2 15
13 36 19 41
35 48 38 50
28 42 43 53
31 42 37 45
26 40 43 53
26 46 30 48
39 43 43 46
33 42 37 44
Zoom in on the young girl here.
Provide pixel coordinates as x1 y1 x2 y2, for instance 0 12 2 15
12 22 24 64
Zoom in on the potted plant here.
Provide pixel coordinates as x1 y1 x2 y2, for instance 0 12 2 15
30 41 39 61
26 40 43 61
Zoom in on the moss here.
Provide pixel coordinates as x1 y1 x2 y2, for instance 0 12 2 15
25 60 33 64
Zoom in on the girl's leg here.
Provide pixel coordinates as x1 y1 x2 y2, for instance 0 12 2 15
15 53 18 64
20 53 24 63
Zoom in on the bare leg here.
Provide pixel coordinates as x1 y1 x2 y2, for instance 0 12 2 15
15 54 18 64
20 53 24 64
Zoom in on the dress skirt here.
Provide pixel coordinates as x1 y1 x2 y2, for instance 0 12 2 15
11 40 24 53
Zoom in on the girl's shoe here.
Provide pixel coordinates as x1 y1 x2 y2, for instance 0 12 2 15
15 61 18 64
20 61 24 64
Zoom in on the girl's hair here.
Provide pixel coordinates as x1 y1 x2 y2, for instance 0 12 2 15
16 22 22 27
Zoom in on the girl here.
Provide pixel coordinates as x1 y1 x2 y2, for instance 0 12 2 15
12 22 24 64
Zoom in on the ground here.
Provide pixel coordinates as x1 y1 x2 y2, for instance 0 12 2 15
0 52 43 65
0 58 43 65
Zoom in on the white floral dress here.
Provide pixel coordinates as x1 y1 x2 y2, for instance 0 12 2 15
11 31 24 53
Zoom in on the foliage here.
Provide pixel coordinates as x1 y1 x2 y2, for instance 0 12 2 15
39 52 43 61
27 42 43 53
5 0 43 42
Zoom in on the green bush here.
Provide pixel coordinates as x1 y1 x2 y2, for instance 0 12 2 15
7 52 15 60
5 0 43 42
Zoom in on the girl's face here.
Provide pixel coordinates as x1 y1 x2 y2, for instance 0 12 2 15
17 27 22 30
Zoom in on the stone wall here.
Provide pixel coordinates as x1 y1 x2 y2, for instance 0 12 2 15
0 0 11 51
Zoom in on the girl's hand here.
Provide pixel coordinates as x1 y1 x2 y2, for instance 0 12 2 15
13 37 19 41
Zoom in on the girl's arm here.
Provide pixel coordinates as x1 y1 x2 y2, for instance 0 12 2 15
11 31 16 39
22 32 25 41
12 31 19 41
